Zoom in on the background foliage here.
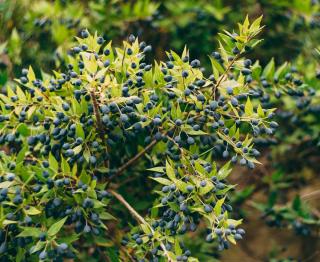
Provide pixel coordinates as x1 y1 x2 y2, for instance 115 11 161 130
0 0 320 261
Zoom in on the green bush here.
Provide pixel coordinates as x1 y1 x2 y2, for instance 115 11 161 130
0 17 287 261
1 1 320 261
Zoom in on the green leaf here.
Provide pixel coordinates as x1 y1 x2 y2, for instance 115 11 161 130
100 212 116 220
17 227 42 238
27 66 36 83
16 146 27 164
48 217 68 237
93 199 106 208
83 149 90 162
61 157 70 174
214 197 225 216
72 164 78 177
218 33 234 50
73 145 82 155
76 123 85 139
251 61 262 80
58 233 80 244
150 177 172 186
29 241 45 254
262 58 275 80
199 181 214 195
209 56 224 79
0 181 13 189
184 129 207 136
174 240 183 256
227 235 236 245
72 99 81 115
27 106 37 119
194 161 207 176
82 53 98 74
3 220 18 225
79 170 91 185
25 206 41 216
217 161 232 180
16 247 24 262
174 179 188 193
17 123 30 136
229 124 237 137
257 104 264 118
16 86 26 101
140 223 151 235
244 97 253 115
166 160 176 181
274 62 288 79
250 15 263 31
49 153 59 172
147 166 165 173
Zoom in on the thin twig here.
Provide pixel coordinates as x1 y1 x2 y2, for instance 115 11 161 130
106 129 173 188
90 89 109 168
302 190 320 201
211 35 254 99
210 55 238 98
302 250 320 262
109 189 172 261
115 139 158 177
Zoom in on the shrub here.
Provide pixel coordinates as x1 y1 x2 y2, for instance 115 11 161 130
0 15 318 261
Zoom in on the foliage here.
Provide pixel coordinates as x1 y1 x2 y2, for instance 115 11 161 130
0 1 320 261
2 0 320 85
0 16 288 261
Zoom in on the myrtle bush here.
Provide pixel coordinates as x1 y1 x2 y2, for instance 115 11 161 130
0 15 318 261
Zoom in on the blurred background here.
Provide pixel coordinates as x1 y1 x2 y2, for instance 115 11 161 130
1 0 320 261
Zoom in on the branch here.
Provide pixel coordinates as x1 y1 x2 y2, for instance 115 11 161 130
302 190 320 201
110 190 147 225
210 55 238 99
210 36 253 99
106 129 174 187
112 128 174 179
90 90 109 168
115 139 158 177
109 190 172 261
